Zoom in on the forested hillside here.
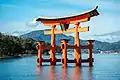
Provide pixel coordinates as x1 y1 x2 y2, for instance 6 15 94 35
0 32 37 58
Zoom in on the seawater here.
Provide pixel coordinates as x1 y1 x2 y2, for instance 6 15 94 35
0 54 120 80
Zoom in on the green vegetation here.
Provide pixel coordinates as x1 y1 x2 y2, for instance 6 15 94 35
0 32 38 58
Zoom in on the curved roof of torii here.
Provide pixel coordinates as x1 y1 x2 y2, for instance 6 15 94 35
36 6 99 26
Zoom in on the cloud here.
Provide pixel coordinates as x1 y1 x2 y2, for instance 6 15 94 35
7 30 29 36
26 20 39 28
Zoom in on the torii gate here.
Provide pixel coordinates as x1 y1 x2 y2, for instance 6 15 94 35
36 6 99 67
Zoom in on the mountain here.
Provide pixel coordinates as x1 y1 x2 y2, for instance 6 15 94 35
20 30 120 52
92 30 120 43
20 30 87 46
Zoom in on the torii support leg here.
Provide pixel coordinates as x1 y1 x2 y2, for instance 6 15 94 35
50 25 56 65
61 39 69 67
87 40 94 67
37 41 44 66
74 22 82 66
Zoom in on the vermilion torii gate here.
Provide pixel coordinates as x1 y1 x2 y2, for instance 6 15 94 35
36 6 99 67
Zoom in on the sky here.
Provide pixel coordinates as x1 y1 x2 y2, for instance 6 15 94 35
0 0 120 39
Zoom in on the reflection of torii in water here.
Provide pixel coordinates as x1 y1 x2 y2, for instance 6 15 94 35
36 66 93 80
36 6 99 67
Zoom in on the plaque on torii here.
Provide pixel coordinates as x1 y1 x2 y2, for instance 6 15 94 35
36 6 99 67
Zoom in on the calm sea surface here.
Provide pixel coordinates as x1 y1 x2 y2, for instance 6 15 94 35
0 53 120 80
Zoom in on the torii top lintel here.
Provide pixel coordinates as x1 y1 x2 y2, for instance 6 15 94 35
36 6 99 26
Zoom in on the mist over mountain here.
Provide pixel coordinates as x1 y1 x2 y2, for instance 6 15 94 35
92 30 120 43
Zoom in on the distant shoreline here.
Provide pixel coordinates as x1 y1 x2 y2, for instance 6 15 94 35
0 52 120 60
0 54 37 59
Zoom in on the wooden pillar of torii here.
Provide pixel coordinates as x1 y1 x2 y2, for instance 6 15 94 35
36 41 44 66
50 25 56 65
36 6 99 67
74 22 81 66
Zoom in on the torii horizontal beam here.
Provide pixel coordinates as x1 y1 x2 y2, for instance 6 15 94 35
36 6 99 26
44 27 89 34
39 44 93 50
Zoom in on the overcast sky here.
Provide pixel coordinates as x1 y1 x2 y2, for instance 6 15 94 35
0 0 120 39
